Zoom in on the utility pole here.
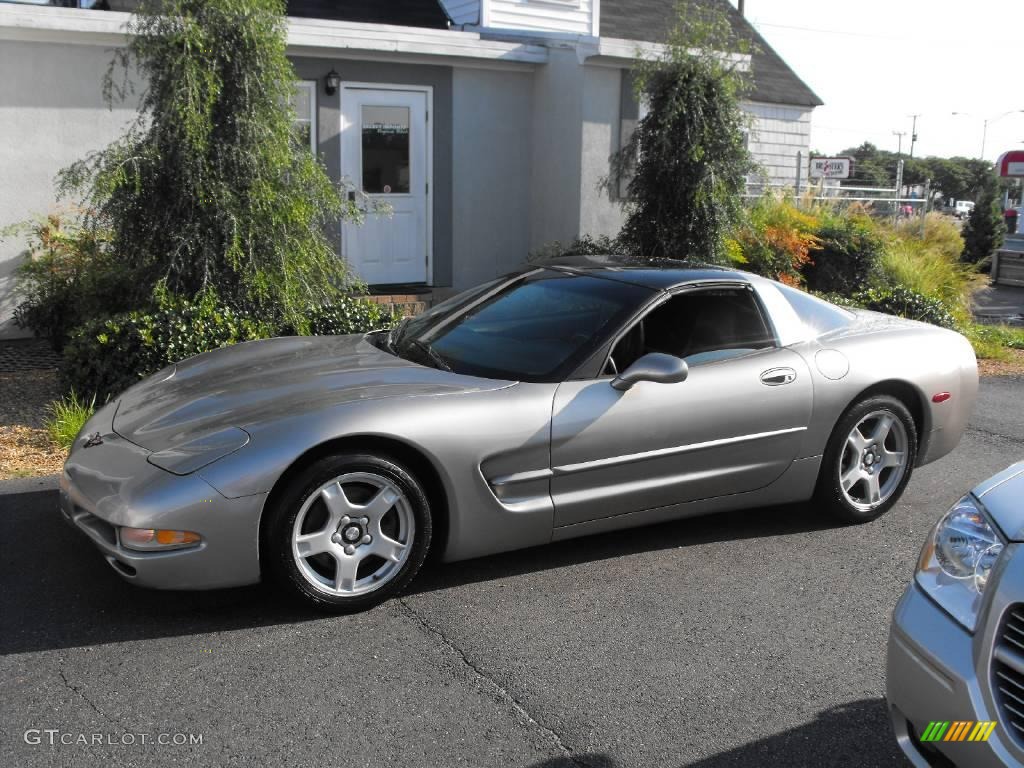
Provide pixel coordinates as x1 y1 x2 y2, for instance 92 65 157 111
952 110 1023 159
908 114 921 158
895 159 905 220
893 131 906 158
737 0 745 16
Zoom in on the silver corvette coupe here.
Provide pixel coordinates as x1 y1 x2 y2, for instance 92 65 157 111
60 257 979 611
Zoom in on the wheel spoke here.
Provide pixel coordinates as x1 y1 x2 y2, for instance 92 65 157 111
869 414 894 445
333 551 362 593
321 483 359 524
881 450 905 469
371 532 407 563
846 430 867 453
295 531 332 558
362 486 401 520
865 473 882 505
841 466 863 492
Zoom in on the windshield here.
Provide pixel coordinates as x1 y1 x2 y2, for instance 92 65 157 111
397 270 652 382
395 275 508 348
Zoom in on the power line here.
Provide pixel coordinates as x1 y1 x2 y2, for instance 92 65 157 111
751 19 1020 47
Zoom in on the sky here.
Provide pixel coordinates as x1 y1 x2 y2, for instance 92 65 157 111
735 0 1024 162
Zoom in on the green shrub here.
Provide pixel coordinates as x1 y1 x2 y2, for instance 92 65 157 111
45 392 97 451
6 214 134 351
965 324 1024 359
877 236 971 325
529 234 624 262
306 301 401 336
731 194 821 286
829 286 958 330
63 297 399 401
801 213 884 295
891 213 965 262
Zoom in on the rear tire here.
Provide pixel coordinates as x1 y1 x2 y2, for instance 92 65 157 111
263 453 432 612
815 395 918 524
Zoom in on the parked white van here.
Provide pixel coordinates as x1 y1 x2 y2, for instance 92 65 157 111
954 200 975 219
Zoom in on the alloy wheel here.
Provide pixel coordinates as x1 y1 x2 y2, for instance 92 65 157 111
291 472 415 597
837 410 909 512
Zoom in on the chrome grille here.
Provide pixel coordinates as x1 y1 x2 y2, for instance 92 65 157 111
993 605 1024 740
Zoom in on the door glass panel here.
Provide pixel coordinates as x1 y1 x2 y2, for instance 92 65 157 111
607 288 775 372
361 105 410 194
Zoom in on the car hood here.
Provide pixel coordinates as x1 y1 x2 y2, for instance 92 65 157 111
975 462 1024 541
112 334 509 452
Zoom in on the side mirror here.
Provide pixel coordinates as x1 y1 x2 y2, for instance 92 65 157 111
611 352 689 391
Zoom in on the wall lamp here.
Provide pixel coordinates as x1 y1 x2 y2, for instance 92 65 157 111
324 69 340 96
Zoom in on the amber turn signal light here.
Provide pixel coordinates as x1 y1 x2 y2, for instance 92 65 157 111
120 527 202 551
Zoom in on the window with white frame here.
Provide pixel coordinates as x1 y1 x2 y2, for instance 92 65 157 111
290 81 317 154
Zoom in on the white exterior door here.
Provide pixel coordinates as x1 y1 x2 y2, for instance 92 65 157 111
341 86 430 285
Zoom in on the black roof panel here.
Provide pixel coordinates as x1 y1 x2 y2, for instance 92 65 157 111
532 254 750 290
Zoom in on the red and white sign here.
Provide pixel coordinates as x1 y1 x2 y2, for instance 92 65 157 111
809 156 853 180
996 150 1024 177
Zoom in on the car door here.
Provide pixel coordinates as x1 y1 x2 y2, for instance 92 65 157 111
549 285 813 527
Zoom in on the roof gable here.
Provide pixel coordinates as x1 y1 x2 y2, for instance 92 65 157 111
600 0 823 108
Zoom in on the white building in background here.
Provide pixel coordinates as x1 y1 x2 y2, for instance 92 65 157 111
0 0 820 338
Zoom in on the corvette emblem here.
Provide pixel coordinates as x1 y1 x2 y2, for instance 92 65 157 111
83 432 104 448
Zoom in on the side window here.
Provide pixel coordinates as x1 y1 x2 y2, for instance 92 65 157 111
290 81 317 154
605 287 776 374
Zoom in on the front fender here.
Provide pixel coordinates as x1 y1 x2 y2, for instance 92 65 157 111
197 384 559 563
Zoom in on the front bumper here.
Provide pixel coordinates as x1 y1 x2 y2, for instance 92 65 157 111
59 403 267 590
886 584 1019 767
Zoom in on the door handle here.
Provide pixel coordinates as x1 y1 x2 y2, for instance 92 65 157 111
760 367 797 386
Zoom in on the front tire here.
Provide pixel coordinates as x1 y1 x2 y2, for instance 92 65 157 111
815 395 918 523
263 453 432 612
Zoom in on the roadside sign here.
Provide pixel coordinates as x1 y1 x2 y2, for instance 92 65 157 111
809 156 853 180
996 150 1024 177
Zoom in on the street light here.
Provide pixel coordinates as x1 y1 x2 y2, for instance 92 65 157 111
951 110 1024 159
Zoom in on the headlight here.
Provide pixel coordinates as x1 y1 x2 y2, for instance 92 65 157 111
916 496 1004 631
146 427 250 475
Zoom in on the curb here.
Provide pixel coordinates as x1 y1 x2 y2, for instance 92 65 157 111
0 474 60 495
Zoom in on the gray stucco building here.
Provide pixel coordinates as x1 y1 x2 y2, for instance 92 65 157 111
0 0 820 338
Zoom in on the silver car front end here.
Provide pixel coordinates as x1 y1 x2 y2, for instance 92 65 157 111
888 469 1024 767
59 400 266 590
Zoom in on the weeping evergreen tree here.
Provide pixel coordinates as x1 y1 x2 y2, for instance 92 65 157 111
613 2 754 262
59 0 361 329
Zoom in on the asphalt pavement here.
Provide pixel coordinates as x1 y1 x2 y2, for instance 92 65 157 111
3 377 1024 768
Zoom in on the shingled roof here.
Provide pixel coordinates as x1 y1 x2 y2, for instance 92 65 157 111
287 0 451 29
600 0 823 108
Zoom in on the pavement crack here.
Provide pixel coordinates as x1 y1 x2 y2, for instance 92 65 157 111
967 425 1024 445
396 597 595 767
58 666 122 729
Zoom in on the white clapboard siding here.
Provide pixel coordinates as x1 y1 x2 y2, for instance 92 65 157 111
742 101 813 187
487 0 596 36
440 0 481 25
